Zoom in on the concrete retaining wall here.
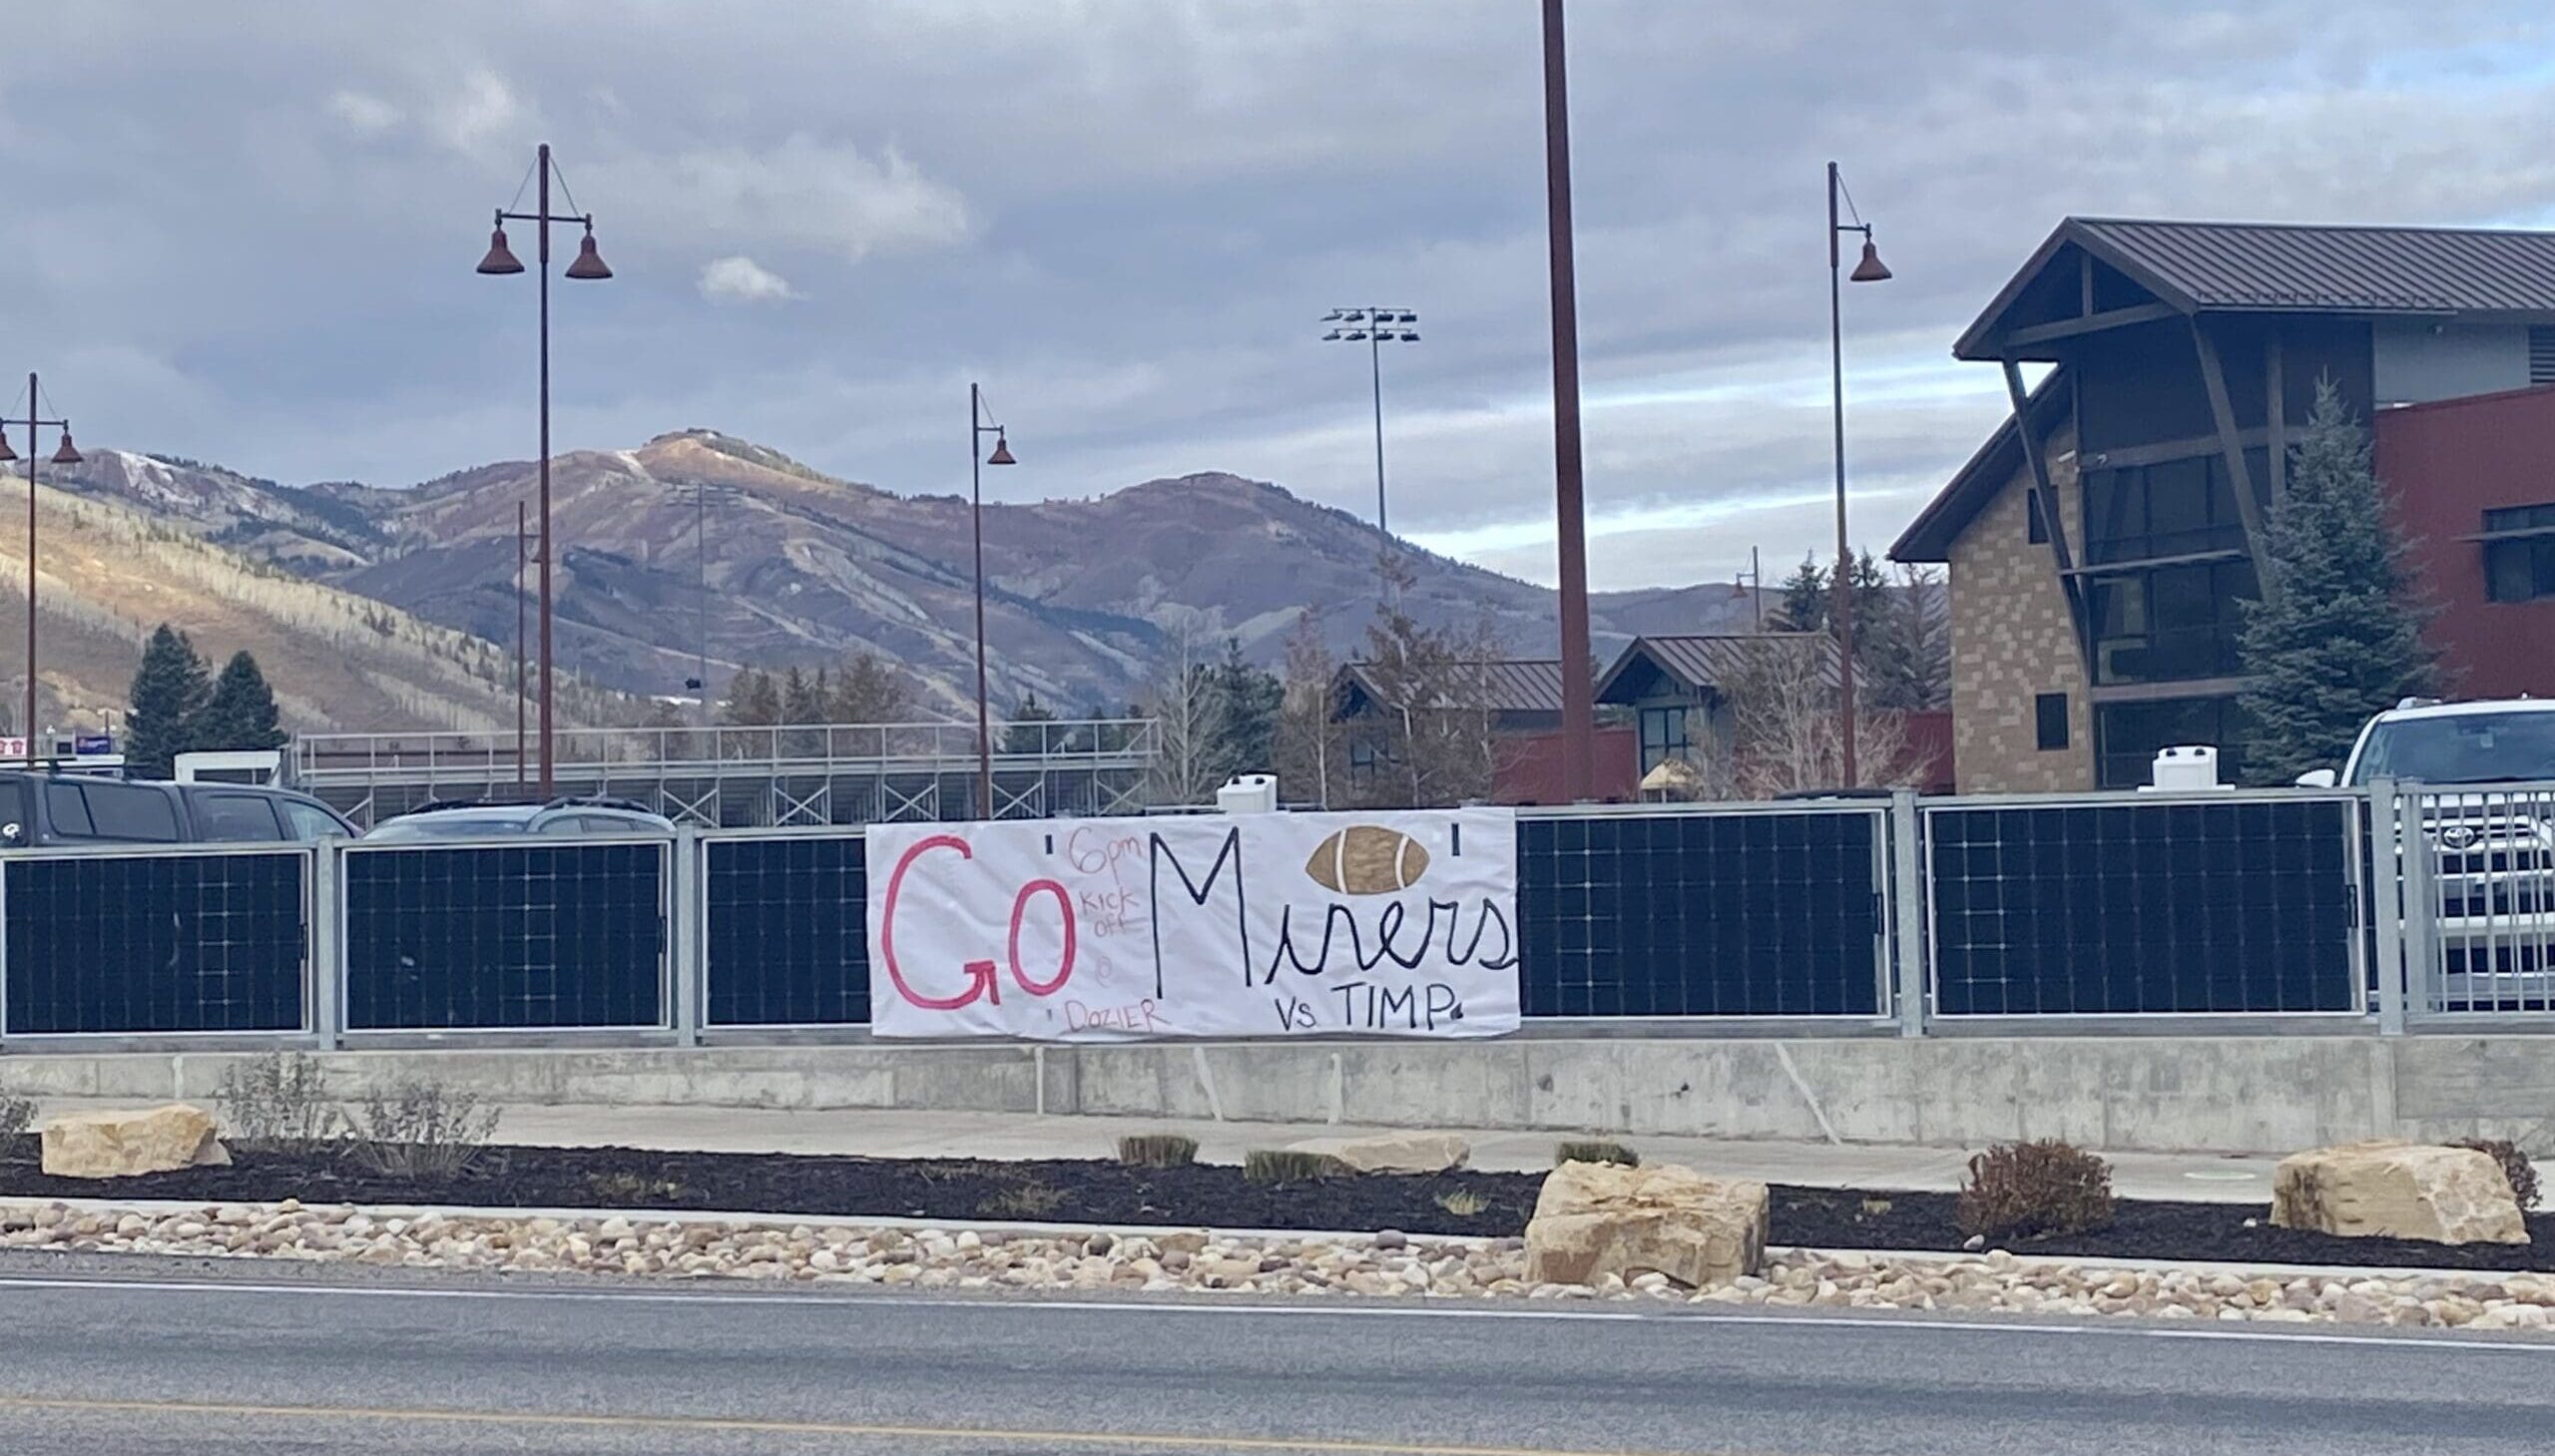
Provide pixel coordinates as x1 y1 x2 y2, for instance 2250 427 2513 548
2 1035 2548 1154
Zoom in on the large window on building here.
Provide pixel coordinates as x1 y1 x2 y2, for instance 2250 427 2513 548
2080 449 2269 565
2096 696 2250 789
2087 559 2258 686
2483 503 2555 604
1637 706 1690 773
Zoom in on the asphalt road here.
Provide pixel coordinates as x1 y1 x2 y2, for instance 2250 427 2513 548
0 1257 2551 1455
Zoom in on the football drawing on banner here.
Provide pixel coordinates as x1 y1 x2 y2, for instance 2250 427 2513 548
865 808 1519 1040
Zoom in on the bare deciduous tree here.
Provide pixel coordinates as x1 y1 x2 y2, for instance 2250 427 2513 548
1276 611 1340 809
1719 635 1913 798
1143 607 1232 806
1340 560 1505 809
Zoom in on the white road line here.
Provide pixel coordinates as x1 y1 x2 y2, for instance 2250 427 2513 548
1 1271 2551 1353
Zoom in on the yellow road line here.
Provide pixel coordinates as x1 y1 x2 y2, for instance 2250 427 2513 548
0 1394 1761 1456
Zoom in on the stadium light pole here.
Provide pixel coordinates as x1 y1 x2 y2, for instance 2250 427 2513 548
1541 0 1595 801
1826 160 1892 786
0 374 80 755
1319 308 1419 552
475 142 613 797
969 382 1016 819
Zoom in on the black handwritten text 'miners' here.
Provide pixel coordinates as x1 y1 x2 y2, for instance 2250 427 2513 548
1147 825 1517 992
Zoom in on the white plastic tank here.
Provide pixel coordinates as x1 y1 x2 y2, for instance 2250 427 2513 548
2144 744 2227 792
1216 772 1278 813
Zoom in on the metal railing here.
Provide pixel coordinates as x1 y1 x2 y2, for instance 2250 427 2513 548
0 783 2539 1049
2380 777 2555 1020
288 719 1159 830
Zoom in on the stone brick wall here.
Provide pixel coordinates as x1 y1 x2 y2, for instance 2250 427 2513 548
1944 428 2093 792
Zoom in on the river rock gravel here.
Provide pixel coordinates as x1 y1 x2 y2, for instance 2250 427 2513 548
3 1199 2549 1331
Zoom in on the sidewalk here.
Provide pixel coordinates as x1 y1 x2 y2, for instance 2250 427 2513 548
103 1101 2278 1206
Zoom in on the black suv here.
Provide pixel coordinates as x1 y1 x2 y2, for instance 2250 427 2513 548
0 771 357 848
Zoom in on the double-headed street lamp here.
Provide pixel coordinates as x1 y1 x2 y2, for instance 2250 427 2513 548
0 374 80 751
476 142 613 796
1319 308 1420 549
968 383 1016 819
1825 160 1892 786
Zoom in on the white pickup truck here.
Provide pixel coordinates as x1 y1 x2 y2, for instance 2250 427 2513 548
2300 698 2555 1009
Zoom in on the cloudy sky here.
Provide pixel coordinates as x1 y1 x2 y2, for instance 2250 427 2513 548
8 1 2555 592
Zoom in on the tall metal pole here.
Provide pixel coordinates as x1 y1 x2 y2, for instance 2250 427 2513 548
23 372 35 751
1369 326 1388 542
970 382 994 819
1827 161 1858 787
515 501 527 787
1542 0 1595 802
697 484 711 729
536 143 556 798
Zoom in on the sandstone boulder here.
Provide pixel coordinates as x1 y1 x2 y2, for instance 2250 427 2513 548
2271 1140 2527 1246
1285 1132 1471 1174
39 1104 230 1180
1525 1160 1768 1289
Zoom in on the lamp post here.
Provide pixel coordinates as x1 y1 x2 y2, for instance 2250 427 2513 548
1541 0 1596 801
515 502 529 788
1319 308 1419 551
476 142 613 796
1825 160 1892 786
969 383 1016 819
0 374 79 754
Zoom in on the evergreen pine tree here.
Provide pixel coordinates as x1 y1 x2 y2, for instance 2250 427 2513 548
722 668 782 725
2237 378 2436 783
1001 692 1059 754
126 624 213 778
778 666 819 724
1208 637 1282 778
1771 554 1827 633
190 651 287 753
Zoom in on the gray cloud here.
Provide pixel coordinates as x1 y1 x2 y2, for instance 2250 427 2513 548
2 0 2550 592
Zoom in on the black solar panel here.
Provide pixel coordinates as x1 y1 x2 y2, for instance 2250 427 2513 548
1517 809 1886 1017
704 833 869 1026
1927 798 2358 1015
341 842 667 1030
5 850 306 1034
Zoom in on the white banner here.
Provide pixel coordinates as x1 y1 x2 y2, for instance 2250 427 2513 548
866 807 1519 1041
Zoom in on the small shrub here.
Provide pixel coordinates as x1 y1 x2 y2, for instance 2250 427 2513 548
1956 1140 2115 1241
585 1171 684 1204
1556 1140 1639 1168
1117 1133 1201 1168
1243 1150 1345 1185
1433 1188 1489 1217
978 1177 1068 1219
345 1080 501 1181
0 1094 33 1139
2453 1138 2541 1212
217 1052 345 1152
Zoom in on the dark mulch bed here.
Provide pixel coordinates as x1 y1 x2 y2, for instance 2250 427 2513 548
6 1136 2553 1270
1775 1184 2555 1272
0 1137 1543 1238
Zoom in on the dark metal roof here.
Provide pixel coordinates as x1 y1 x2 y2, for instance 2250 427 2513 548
1336 659 1565 716
1888 366 2070 563
1955 217 2555 360
2076 218 2555 313
1594 634 1835 705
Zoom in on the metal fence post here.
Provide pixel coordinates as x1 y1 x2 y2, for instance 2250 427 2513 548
2397 778 2438 1026
1889 789 1927 1038
673 827 702 1046
309 842 342 1049
0 854 11 1051
2367 779 2404 1036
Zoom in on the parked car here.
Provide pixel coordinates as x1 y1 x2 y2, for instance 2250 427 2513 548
0 770 356 848
361 795 677 841
2300 698 2555 1009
